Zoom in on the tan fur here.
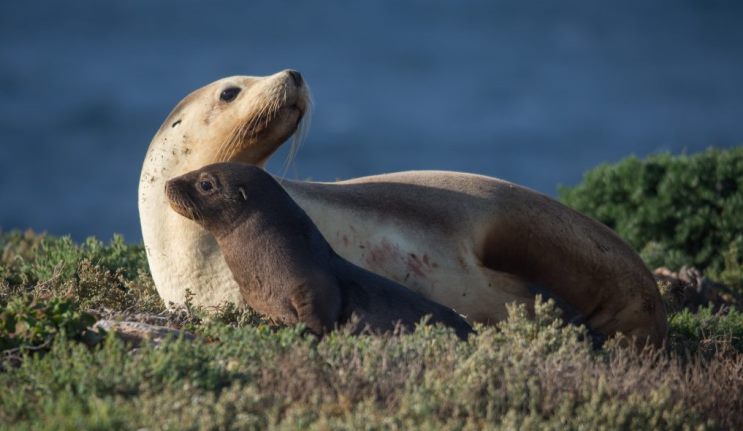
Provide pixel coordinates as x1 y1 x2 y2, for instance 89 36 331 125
139 71 667 346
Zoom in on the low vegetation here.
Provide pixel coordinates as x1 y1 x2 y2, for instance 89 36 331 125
0 231 740 429
1 148 742 429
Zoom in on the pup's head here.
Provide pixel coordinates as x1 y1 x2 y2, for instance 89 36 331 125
165 162 277 237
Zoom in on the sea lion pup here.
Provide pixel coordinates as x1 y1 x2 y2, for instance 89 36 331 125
140 70 666 348
165 163 474 340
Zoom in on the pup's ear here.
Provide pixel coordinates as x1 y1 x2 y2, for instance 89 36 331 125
238 187 247 201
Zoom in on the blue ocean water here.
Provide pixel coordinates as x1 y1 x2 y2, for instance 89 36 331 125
1 1 742 241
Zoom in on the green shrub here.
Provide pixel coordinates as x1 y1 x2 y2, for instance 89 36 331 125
559 147 743 289
668 306 743 356
0 230 161 313
1 230 148 286
0 296 97 351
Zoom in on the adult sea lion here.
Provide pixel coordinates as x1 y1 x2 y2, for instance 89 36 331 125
165 163 474 340
139 70 667 347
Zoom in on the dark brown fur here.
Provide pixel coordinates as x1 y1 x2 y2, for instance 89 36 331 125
165 163 473 339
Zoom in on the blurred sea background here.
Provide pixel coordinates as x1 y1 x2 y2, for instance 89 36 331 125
1 0 742 241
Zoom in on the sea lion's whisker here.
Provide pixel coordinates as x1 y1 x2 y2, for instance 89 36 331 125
215 122 241 162
185 194 202 220
216 91 283 162
284 103 311 176
280 89 312 179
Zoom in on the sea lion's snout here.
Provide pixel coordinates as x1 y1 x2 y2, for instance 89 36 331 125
280 69 307 122
284 69 303 87
165 178 198 221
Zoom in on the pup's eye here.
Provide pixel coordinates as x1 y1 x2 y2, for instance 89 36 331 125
199 180 214 193
219 87 241 102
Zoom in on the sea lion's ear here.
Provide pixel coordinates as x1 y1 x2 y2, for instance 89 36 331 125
238 187 247 201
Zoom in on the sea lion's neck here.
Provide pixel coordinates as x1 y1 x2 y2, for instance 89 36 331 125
218 211 330 306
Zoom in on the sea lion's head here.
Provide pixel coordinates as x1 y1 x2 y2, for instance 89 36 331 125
165 163 277 237
153 69 311 170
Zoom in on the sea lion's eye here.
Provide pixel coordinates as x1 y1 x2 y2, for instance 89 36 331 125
199 180 214 193
219 87 241 102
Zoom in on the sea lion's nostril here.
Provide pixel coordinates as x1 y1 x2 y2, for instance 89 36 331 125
287 70 303 87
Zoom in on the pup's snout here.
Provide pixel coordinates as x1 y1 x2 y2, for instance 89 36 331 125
164 179 175 199
164 178 184 204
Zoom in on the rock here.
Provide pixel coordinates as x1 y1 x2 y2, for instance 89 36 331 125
654 266 743 313
93 320 195 347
